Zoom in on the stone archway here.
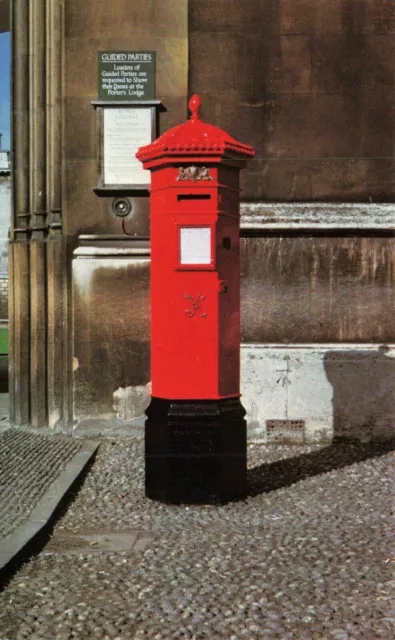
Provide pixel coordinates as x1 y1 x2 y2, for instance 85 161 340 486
0 1 9 33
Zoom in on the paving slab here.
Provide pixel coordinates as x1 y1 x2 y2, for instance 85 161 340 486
42 529 154 555
0 428 98 577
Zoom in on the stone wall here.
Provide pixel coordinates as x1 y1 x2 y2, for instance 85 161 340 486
9 0 395 439
63 0 188 237
189 0 395 201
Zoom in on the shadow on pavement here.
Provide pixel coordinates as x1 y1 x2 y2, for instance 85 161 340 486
248 344 395 498
247 439 395 498
324 346 395 442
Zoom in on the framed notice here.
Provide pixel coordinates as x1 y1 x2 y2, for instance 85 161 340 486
98 51 156 101
92 100 164 193
103 107 152 187
92 50 164 194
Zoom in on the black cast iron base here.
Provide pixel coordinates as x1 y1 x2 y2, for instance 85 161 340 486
145 397 247 505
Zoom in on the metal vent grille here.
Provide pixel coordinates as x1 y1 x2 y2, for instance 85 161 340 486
266 420 305 444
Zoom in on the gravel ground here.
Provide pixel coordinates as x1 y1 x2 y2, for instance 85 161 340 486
0 438 394 640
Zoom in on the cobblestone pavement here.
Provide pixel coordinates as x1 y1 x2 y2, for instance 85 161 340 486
0 430 82 539
0 438 394 640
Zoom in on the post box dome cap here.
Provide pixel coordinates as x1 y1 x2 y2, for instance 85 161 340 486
136 94 255 162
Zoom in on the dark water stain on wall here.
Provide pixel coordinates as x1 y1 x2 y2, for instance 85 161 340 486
241 236 395 343
73 259 150 422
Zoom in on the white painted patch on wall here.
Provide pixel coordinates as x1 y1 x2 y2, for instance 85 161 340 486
241 343 395 443
113 382 151 422
48 409 61 431
72 259 96 296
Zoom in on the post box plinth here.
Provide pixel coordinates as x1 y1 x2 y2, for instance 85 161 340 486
137 94 255 505
145 397 246 504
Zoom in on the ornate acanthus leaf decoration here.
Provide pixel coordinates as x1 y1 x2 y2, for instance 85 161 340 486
177 166 213 182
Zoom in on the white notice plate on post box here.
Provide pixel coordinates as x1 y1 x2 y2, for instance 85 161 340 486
180 227 211 265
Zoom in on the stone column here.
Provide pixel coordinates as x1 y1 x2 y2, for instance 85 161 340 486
46 0 64 429
10 0 64 428
29 0 48 427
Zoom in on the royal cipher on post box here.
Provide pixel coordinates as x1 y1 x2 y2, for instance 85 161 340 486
136 94 255 504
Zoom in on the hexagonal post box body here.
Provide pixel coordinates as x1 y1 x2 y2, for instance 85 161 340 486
137 95 255 504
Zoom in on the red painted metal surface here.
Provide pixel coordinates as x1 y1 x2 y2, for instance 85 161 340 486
137 95 254 400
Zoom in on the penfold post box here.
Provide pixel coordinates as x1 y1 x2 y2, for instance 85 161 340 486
136 94 255 504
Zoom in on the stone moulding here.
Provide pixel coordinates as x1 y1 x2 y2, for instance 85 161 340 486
240 202 395 232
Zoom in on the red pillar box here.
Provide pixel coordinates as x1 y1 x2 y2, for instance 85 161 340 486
136 95 255 504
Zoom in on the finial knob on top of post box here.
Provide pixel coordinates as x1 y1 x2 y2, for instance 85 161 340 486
136 96 254 165
189 94 202 122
